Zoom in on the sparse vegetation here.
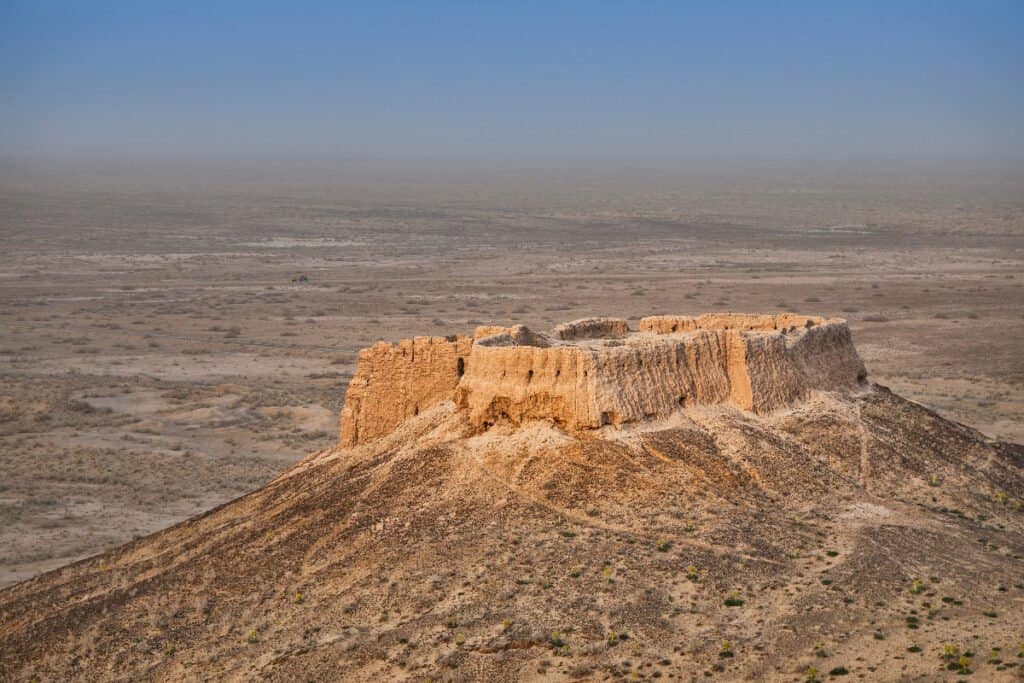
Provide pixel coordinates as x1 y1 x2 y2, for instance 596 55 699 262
549 631 568 654
724 591 745 607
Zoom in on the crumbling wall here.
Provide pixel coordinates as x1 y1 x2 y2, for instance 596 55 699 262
455 345 591 428
473 324 552 348
338 335 472 447
737 332 810 412
455 332 736 430
640 313 827 334
785 320 867 391
583 332 735 426
553 317 630 340
338 315 867 447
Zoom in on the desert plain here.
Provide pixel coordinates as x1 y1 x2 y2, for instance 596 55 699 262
1 163 1022 590
0 165 1023 682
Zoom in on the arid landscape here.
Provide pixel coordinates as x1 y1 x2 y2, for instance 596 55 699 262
1 167 1023 680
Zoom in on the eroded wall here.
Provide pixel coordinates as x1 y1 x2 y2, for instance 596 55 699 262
338 335 472 447
553 317 630 340
639 313 827 334
339 316 867 446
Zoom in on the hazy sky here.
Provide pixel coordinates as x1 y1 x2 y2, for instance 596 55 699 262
2 1 1022 164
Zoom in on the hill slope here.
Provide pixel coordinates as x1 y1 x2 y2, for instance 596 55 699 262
1 317 1022 682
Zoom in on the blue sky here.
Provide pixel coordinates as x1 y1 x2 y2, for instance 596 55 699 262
2 1 1022 163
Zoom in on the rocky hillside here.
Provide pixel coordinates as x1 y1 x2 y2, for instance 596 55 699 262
1 315 1022 682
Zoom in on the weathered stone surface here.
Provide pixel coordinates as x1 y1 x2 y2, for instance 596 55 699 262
639 313 827 333
552 317 630 340
338 313 867 446
338 335 473 447
474 324 552 347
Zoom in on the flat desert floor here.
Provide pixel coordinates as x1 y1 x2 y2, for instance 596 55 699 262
1 167 1022 587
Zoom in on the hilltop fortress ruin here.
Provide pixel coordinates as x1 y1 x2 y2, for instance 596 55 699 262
339 314 867 447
